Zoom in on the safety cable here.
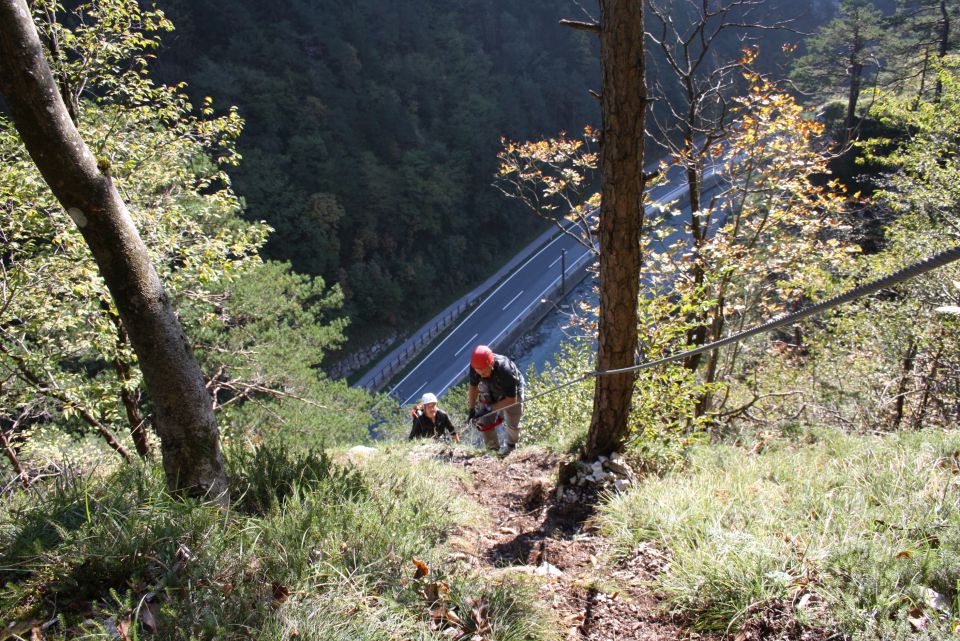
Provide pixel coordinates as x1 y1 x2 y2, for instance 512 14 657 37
489 244 960 414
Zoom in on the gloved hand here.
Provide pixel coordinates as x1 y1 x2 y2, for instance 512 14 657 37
467 407 477 421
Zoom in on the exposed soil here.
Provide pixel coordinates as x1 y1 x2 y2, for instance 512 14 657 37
427 445 716 641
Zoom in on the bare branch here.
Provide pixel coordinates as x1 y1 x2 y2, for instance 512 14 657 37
559 19 600 34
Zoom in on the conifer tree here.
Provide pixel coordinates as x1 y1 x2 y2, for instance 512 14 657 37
792 0 887 137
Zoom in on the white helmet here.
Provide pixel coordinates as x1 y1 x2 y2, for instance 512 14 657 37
420 392 438 405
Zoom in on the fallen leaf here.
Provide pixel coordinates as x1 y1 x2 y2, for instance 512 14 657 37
117 618 132 641
797 593 814 609
412 557 430 579
498 526 519 535
896 550 911 559
139 602 158 631
908 607 928 631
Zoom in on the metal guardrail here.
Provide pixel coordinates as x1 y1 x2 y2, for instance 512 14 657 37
362 299 472 392
354 223 562 392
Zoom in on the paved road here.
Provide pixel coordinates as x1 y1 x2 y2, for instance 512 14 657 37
389 162 723 405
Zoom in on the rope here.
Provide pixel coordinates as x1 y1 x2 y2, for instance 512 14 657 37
495 244 960 413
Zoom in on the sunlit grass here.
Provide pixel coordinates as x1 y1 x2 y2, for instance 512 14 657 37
0 440 555 640
598 428 960 639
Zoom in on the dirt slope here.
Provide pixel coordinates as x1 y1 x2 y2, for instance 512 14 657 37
429 446 711 641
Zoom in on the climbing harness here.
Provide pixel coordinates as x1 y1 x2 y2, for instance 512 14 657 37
495 244 960 413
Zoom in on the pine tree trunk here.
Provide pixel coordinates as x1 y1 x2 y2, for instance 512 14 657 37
584 0 646 459
846 59 863 137
0 0 228 503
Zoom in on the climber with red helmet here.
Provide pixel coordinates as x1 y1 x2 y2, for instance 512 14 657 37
467 344 524 455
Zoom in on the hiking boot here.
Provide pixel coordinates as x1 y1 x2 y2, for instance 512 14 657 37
498 443 516 456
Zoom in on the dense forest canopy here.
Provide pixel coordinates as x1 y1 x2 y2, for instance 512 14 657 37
151 0 603 338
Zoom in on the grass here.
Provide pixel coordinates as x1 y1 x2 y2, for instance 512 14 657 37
598 427 960 639
0 438 557 640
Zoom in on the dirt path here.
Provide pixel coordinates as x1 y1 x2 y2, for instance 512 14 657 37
432 446 708 641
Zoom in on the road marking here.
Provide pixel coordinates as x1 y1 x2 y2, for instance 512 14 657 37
438 365 471 401
384 157 724 401
487 251 597 350
454 333 478 357
403 381 429 405
389 227 578 398
502 290 524 310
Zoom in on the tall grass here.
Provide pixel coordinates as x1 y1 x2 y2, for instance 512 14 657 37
0 440 556 640
598 428 960 639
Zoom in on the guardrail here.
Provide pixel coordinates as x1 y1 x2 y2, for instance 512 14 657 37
361 298 474 392
355 223 562 392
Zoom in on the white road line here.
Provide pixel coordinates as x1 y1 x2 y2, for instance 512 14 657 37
454 333 478 357
487 251 596 350
390 223 583 395
502 290 524 310
390 156 718 400
438 365 471 401
403 381 429 405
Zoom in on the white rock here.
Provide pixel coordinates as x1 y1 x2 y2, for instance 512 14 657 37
605 460 633 477
347 445 378 462
921 586 951 613
535 562 563 577
614 478 631 492
593 470 612 483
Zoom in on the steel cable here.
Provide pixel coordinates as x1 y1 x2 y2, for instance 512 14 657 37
501 244 960 412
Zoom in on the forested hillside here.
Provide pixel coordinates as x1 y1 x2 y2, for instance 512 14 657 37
151 0 601 337
3 0 960 638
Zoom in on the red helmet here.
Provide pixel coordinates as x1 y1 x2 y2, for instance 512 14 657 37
471 345 495 371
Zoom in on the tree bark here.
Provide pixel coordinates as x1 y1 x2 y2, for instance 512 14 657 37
0 0 228 503
891 338 916 429
846 57 863 137
935 0 950 101
585 0 646 458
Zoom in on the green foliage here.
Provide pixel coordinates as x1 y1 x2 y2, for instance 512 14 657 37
152 0 602 334
521 338 595 453
598 429 960 638
0 0 367 461
521 326 709 471
791 0 888 129
750 59 960 435
224 442 365 515
0 440 553 639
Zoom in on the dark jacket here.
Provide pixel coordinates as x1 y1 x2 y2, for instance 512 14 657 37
409 406 457 440
469 353 524 402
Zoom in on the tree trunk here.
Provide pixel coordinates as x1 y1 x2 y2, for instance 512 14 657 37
846 59 863 137
584 0 646 459
0 425 29 489
891 338 917 429
103 303 151 459
912 343 943 430
935 0 950 102
0 0 228 503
